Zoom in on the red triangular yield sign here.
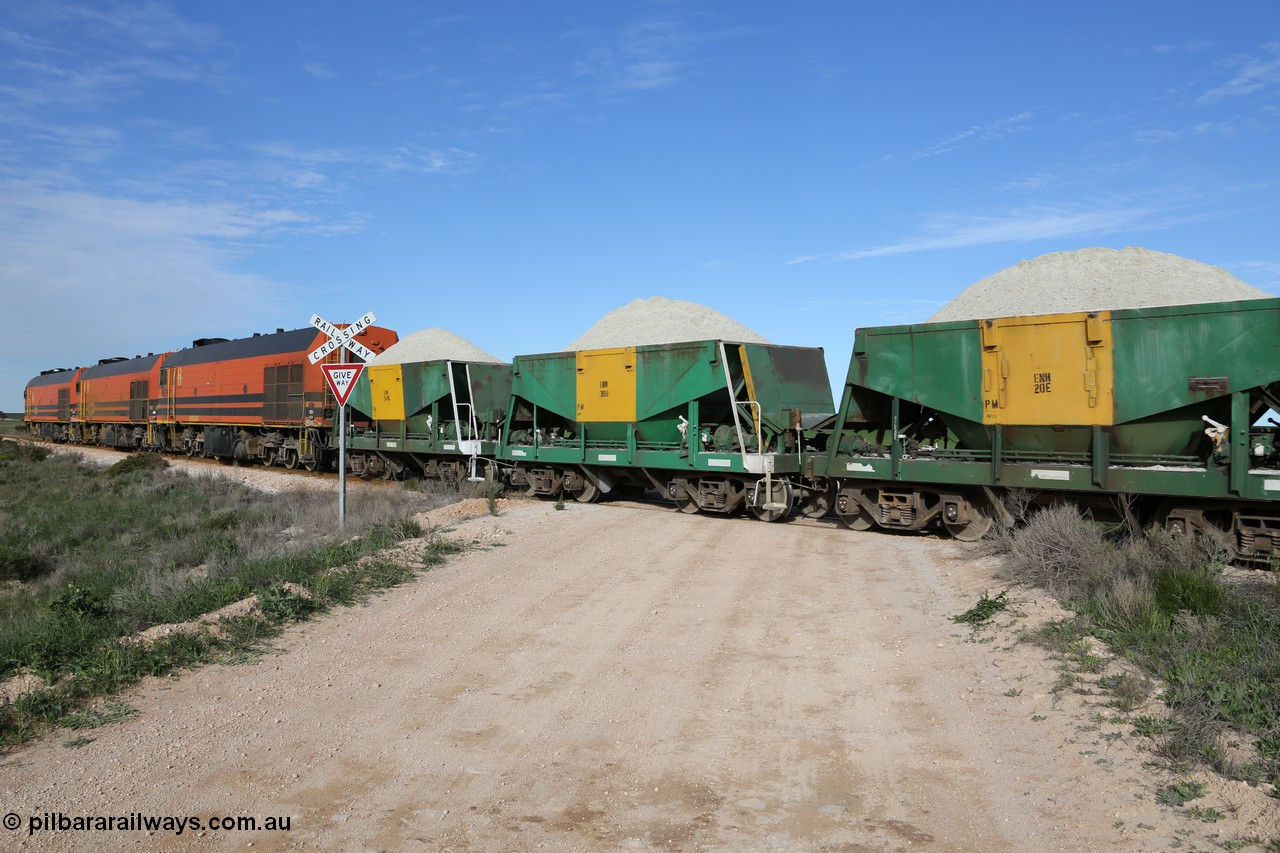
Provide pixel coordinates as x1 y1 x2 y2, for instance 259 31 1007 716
321 363 364 407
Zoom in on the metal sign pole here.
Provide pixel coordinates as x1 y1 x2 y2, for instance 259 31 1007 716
311 310 374 533
338 389 347 529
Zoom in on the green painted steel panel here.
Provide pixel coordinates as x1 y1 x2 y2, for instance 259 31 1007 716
1110 298 1280 423
346 371 374 419
511 352 578 421
845 319 986 423
633 341 723 427
468 362 516 427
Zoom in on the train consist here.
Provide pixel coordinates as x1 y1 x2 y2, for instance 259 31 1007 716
24 297 1280 564
24 324 398 470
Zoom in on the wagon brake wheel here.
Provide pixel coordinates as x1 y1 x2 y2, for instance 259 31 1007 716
750 478 793 523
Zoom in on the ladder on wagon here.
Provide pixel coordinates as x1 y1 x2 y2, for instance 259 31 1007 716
717 342 786 513
446 361 486 482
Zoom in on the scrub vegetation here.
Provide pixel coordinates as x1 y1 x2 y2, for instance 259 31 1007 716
0 440 463 746
990 502 1280 788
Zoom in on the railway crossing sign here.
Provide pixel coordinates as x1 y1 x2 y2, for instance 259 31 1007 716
308 311 376 364
309 309 376 530
321 363 364 407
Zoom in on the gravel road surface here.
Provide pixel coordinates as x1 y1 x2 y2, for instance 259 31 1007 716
3 492 1275 851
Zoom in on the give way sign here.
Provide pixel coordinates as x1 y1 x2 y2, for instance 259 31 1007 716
321 363 364 407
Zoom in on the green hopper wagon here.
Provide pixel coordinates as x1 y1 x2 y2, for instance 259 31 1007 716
346 358 512 481
813 297 1280 560
498 340 834 521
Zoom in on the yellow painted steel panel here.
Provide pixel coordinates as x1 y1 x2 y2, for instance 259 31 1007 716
575 347 637 422
979 311 1114 426
369 364 406 421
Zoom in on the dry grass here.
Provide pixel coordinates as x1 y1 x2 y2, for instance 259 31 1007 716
993 503 1279 783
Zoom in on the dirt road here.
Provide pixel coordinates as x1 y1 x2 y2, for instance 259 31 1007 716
3 498 1274 851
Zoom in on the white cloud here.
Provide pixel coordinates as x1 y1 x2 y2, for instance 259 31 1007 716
301 61 336 79
905 112 1037 160
1196 43 1280 104
381 145 480 175
0 181 297 404
1133 128 1182 144
784 203 1161 265
1230 260 1280 290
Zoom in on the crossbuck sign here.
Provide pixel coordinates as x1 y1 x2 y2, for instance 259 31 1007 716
308 312 376 364
308 309 377 529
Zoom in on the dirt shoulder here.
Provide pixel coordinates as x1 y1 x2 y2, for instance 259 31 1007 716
2 498 1275 851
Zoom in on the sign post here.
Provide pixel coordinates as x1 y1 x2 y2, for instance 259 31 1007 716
312 312 375 529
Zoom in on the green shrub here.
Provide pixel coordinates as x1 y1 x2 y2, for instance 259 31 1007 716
0 440 49 463
1155 566 1225 617
49 583 108 619
106 453 169 478
256 584 319 624
0 544 53 582
1156 779 1207 807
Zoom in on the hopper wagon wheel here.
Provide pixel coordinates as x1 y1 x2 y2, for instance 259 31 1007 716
282 449 299 470
571 478 602 504
835 489 874 531
944 497 994 542
750 478 793 523
673 482 701 514
798 483 835 519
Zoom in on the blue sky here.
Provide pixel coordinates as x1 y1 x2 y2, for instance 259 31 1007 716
3 1 1279 410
